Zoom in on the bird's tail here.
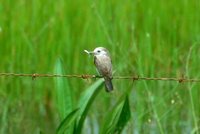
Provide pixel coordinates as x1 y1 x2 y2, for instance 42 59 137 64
104 77 113 92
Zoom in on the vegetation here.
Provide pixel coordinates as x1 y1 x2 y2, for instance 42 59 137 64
0 0 200 133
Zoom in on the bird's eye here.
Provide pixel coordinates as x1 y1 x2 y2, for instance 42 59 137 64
97 50 101 53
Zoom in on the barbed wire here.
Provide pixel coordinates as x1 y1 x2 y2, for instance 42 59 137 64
0 73 200 83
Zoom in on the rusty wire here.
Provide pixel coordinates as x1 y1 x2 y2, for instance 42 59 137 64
0 73 200 83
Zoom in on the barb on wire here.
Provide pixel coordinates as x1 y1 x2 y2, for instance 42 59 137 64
0 73 200 83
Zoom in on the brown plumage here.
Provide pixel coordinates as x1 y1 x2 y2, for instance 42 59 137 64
93 47 113 92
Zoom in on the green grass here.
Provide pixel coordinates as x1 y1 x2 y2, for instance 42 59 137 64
0 0 200 133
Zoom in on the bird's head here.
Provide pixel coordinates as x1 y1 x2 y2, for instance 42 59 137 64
84 47 110 56
93 47 109 56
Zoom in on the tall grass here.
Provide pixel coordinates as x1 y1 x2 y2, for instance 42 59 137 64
0 0 200 133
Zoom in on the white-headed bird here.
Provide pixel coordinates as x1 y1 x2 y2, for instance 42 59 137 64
85 47 113 92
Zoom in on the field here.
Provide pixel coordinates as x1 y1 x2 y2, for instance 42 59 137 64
0 0 200 133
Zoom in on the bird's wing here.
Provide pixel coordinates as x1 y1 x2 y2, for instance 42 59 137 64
94 55 112 77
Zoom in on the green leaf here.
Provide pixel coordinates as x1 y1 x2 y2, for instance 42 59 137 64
114 95 131 133
75 79 104 134
54 58 73 133
100 98 124 134
56 108 80 134
54 58 73 119
100 95 131 134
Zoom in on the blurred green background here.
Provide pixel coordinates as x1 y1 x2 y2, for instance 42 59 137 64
0 0 200 133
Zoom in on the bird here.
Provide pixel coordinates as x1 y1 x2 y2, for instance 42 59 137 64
85 47 113 92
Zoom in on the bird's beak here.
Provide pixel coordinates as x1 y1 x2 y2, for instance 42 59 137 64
84 50 94 55
88 51 94 54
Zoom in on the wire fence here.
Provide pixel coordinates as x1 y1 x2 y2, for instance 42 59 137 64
0 73 200 83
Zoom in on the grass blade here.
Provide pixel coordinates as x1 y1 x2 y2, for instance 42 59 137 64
114 95 131 133
56 108 80 134
75 79 104 134
100 95 131 134
54 58 73 119
54 58 73 133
